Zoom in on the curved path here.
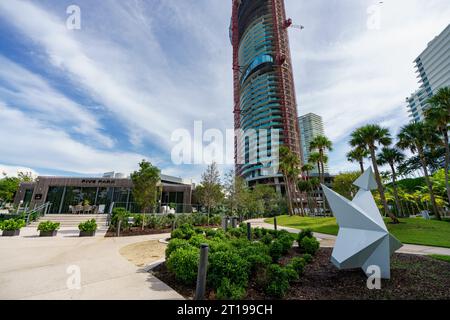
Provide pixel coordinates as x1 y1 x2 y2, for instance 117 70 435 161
0 231 182 300
247 218 450 256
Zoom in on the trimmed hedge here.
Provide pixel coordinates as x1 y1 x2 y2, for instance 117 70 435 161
166 224 320 299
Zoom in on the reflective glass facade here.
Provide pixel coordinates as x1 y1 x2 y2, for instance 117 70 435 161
231 0 301 189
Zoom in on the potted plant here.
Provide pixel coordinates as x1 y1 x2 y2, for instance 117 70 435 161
1 219 25 236
37 221 60 237
78 219 97 237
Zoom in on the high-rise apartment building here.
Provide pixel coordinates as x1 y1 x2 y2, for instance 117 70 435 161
230 0 302 193
407 24 450 122
298 113 329 174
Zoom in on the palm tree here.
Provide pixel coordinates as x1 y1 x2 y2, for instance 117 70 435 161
397 122 442 220
350 124 399 223
301 163 315 180
377 147 405 217
279 146 301 216
308 152 322 177
347 147 369 174
309 135 333 184
301 163 315 215
425 87 450 205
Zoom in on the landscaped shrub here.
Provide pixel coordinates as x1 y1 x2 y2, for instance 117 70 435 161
208 250 250 289
37 221 60 232
287 257 307 275
0 219 25 231
302 253 313 264
210 214 222 226
269 240 283 262
171 223 196 240
188 234 208 247
78 219 97 232
164 224 316 300
300 236 320 255
298 228 314 243
278 233 295 254
261 234 273 245
166 247 199 285
228 227 244 238
165 238 192 259
216 278 246 300
265 264 292 298
253 228 263 239
111 208 130 229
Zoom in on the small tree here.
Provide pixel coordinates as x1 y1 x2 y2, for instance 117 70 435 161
197 162 224 220
131 160 161 230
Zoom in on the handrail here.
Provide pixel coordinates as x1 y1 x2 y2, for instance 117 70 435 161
25 202 51 225
106 202 115 226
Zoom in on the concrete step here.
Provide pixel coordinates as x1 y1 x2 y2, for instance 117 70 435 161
29 214 108 228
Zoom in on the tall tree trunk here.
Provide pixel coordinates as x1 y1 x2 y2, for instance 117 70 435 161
418 148 442 220
390 164 403 217
359 159 364 174
370 147 399 223
443 130 450 207
319 149 325 184
284 174 294 216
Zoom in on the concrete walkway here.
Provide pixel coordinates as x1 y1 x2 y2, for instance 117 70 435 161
247 218 450 256
0 231 182 300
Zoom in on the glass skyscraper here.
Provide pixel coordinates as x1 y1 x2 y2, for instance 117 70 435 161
298 113 329 175
230 0 302 193
406 24 450 122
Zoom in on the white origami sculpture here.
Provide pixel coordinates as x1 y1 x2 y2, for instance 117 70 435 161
321 168 402 279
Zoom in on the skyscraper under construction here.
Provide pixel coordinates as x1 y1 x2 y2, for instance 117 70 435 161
230 0 302 193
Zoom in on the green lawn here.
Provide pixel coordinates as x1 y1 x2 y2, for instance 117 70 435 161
430 254 450 263
265 215 450 248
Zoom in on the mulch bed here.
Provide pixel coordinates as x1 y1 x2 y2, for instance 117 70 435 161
152 248 450 300
105 227 172 237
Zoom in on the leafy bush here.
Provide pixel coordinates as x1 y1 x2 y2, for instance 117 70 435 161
166 247 199 285
188 234 208 247
261 234 273 245
227 227 244 238
278 233 295 254
165 238 192 259
298 228 314 243
287 257 306 275
0 219 25 231
37 221 60 232
300 236 320 255
302 253 313 264
269 240 283 262
208 251 250 288
210 214 222 226
111 208 130 229
265 264 291 298
78 219 97 232
216 278 246 300
170 223 196 240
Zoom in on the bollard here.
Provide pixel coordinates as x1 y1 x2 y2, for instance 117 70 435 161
231 217 237 228
194 244 209 300
247 222 251 241
171 220 175 232
274 216 277 231
117 220 122 237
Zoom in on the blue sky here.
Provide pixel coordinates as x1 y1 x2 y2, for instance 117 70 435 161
0 0 449 182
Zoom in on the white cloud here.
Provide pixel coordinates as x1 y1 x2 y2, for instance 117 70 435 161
0 55 114 148
0 164 38 178
286 0 450 173
0 103 149 175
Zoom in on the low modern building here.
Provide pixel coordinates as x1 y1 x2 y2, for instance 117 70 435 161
14 173 193 214
406 24 450 122
298 113 329 174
